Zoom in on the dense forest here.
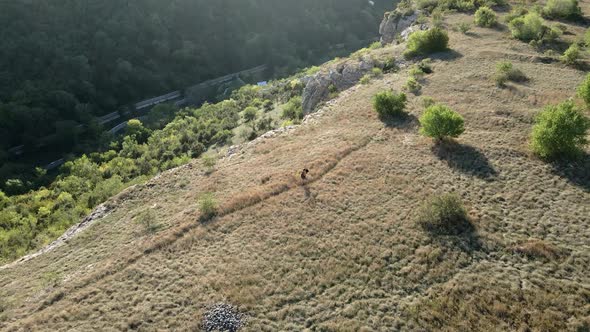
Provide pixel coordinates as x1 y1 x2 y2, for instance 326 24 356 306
0 0 389 191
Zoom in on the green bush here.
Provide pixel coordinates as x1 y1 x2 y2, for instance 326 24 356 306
419 104 465 140
404 28 449 58
494 61 527 87
543 0 582 19
371 67 383 77
561 44 580 66
577 74 590 109
369 41 382 50
242 106 258 123
281 96 303 120
531 100 590 159
360 74 371 85
202 154 217 174
417 194 471 235
198 192 218 221
585 28 590 47
136 210 160 233
421 96 436 109
509 12 546 42
383 57 399 73
474 7 497 27
458 22 472 34
404 77 422 94
372 91 408 118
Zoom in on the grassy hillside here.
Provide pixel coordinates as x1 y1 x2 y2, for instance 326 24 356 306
1 1 589 331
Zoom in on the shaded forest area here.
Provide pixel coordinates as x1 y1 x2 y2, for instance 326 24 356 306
0 0 390 191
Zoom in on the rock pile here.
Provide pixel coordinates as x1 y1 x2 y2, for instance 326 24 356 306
202 303 246 332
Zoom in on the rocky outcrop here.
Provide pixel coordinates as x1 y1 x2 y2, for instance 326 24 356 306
379 10 421 44
400 23 429 41
301 56 379 115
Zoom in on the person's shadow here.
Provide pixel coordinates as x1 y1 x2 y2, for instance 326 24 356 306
431 140 498 180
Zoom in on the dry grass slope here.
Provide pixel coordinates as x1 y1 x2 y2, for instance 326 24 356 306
1 3 589 331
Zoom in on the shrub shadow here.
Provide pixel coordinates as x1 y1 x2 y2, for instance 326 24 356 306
381 113 419 131
431 141 498 179
550 152 590 192
429 49 463 61
431 225 482 253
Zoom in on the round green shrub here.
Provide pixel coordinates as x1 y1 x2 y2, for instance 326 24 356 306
531 100 589 159
474 7 497 27
561 44 580 66
404 28 449 58
577 74 590 109
416 194 472 235
281 96 303 120
509 12 546 42
494 61 527 87
419 104 465 140
242 106 258 123
372 91 408 118
543 0 582 19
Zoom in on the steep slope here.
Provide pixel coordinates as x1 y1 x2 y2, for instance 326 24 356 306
1 7 590 332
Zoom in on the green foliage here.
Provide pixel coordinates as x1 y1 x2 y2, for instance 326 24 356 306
561 44 580 66
383 57 399 73
404 77 422 94
505 6 529 23
371 67 384 78
543 0 582 19
494 61 527 87
369 41 383 50
4 179 26 196
243 106 259 123
125 119 152 144
202 154 217 174
458 22 472 34
404 28 450 58
417 194 471 235
474 7 497 28
372 91 408 118
509 12 546 42
1 0 389 183
146 104 178 130
198 193 218 222
281 96 303 120
419 104 465 140
531 100 590 159
136 210 160 233
577 74 590 109
360 75 372 85
585 29 590 47
421 96 436 109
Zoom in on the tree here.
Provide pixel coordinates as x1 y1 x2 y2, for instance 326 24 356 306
125 119 151 144
531 100 589 159
419 104 465 140
243 106 259 124
372 91 407 118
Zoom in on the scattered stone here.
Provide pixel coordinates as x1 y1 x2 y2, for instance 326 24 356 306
202 303 246 332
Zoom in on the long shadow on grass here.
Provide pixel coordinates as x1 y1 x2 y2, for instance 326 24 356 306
550 153 590 192
432 141 498 180
429 49 463 62
424 217 483 253
382 113 419 131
